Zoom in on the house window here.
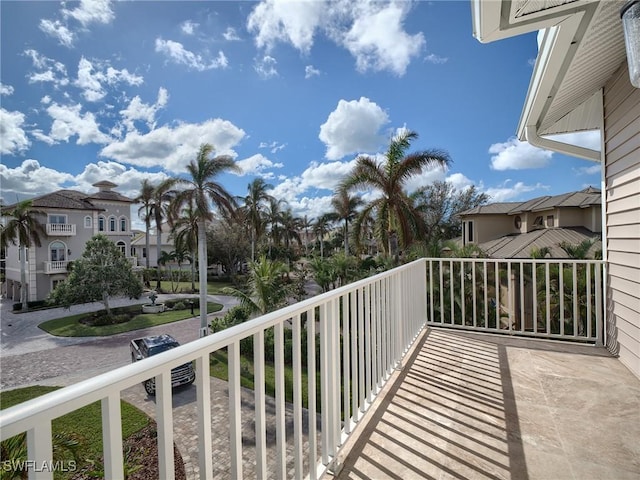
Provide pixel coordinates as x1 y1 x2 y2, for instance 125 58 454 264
98 216 105 232
109 216 116 232
514 216 522 229
84 216 92 228
52 279 65 290
50 241 66 262
116 241 126 257
546 215 554 227
142 247 147 258
534 216 544 227
120 217 127 232
48 214 66 224
467 221 474 243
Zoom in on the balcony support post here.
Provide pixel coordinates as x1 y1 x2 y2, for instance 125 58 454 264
101 393 124 480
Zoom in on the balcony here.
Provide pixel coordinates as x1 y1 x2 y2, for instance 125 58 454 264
1 258 638 479
46 224 76 236
43 261 69 274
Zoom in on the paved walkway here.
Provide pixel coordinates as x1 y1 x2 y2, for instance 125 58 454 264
0 293 321 479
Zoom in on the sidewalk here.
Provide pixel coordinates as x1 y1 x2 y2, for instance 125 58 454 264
0 293 238 357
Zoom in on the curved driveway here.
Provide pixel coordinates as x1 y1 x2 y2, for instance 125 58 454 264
0 294 237 390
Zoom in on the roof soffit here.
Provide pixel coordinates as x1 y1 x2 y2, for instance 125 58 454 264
472 0 627 142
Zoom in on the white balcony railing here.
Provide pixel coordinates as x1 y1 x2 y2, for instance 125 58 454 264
43 261 69 274
425 258 604 345
46 224 75 236
0 259 428 480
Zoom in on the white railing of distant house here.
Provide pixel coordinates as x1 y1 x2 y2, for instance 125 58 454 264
46 224 75 236
0 259 428 480
425 258 604 345
43 261 69 274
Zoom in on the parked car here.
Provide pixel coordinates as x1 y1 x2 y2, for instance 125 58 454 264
130 334 195 395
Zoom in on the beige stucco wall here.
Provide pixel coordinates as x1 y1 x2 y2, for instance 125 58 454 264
604 63 640 380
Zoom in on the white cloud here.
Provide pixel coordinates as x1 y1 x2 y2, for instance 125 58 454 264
247 0 424 76
100 118 246 172
236 154 284 176
223 27 241 41
574 164 601 176
44 102 111 145
0 160 75 199
0 83 14 96
181 20 199 35
0 108 30 155
319 97 389 160
247 0 325 53
300 160 356 190
39 19 75 47
547 130 601 151
446 173 475 191
75 57 144 102
305 65 320 79
24 49 69 87
404 165 448 193
337 2 425 76
120 87 169 132
62 0 114 26
254 55 278 78
425 53 448 64
485 180 549 202
258 141 286 153
489 137 553 170
155 38 228 71
74 162 170 200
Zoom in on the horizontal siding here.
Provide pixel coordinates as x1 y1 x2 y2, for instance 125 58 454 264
607 224 639 238
608 263 640 282
605 63 640 380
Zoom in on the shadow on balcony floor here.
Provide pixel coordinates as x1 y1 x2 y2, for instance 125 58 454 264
334 328 640 480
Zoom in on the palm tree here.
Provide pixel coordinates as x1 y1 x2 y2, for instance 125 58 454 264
135 179 155 269
300 215 313 256
172 143 241 336
341 130 452 256
222 254 288 316
243 178 274 261
560 239 594 259
280 208 302 253
150 178 177 290
327 188 363 255
0 200 47 310
171 202 199 292
265 197 287 255
313 215 331 258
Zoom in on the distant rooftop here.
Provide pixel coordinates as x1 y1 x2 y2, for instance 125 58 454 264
1 181 133 212
479 227 602 259
459 187 601 217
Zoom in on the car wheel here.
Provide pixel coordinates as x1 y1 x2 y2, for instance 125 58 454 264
144 379 156 396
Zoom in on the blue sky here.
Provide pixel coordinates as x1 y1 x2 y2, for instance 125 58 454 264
0 0 601 229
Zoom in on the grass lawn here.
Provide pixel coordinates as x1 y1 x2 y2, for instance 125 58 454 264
39 302 222 337
0 386 149 479
209 350 320 411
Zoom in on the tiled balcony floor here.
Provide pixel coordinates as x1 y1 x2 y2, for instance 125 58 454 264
333 328 640 480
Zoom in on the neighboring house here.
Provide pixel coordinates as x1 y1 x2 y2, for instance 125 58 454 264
459 187 602 258
1 181 134 302
471 0 640 378
130 225 183 268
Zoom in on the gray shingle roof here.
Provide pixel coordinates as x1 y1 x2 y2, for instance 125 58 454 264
478 227 602 258
2 184 133 212
459 187 601 216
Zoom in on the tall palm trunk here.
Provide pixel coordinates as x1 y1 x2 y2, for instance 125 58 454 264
145 226 151 269
156 228 162 290
20 245 28 310
344 219 349 255
197 219 208 337
190 248 196 292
